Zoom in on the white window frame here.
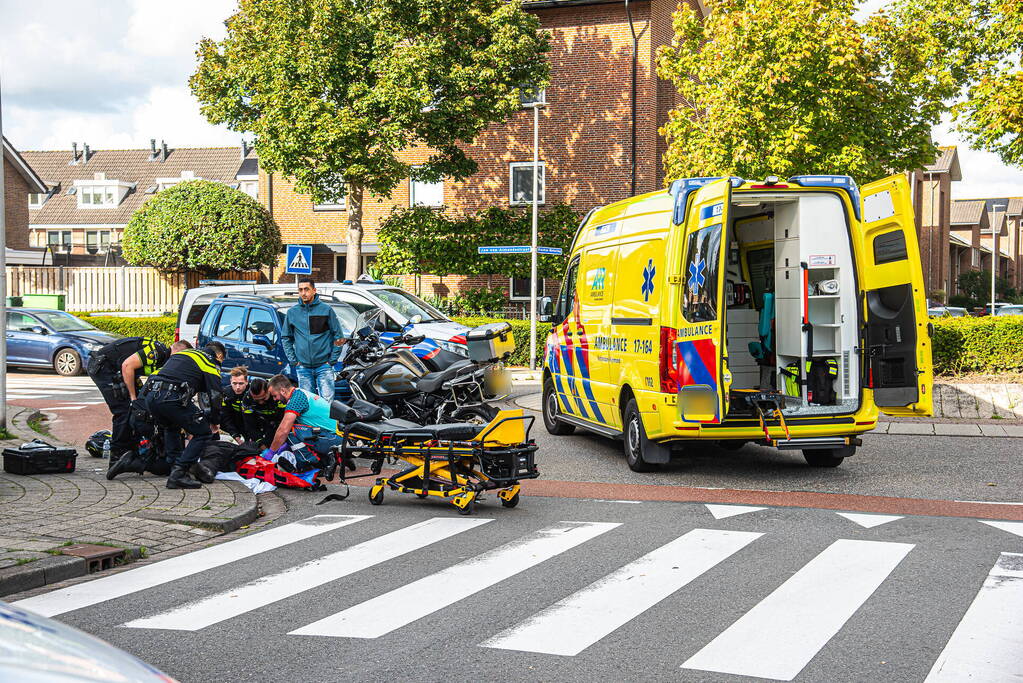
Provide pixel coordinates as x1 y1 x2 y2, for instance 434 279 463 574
85 230 111 254
74 179 131 208
409 168 444 208
972 248 979 267
28 193 47 209
238 178 259 199
46 230 73 250
509 276 546 301
509 161 546 207
314 175 347 211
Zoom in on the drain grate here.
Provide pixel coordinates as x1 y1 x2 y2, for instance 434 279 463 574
60 544 128 572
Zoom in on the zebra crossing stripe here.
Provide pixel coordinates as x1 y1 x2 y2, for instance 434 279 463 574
13 515 370 618
924 552 1023 682
483 528 761 656
123 516 490 632
290 521 620 639
681 539 914 681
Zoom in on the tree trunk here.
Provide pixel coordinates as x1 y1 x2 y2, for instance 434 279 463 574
346 184 364 282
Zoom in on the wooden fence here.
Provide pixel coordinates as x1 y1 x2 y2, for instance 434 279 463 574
4 266 261 313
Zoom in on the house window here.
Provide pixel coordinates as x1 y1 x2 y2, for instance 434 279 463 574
510 277 545 301
409 169 444 207
86 230 111 254
79 185 118 207
314 176 347 211
240 181 258 199
510 162 545 206
47 231 73 251
28 193 47 209
972 249 979 267
520 86 546 107
156 171 197 192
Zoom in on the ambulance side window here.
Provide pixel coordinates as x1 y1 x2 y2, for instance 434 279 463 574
682 224 721 323
556 258 580 323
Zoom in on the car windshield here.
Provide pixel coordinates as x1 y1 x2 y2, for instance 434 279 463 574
372 289 447 323
31 311 97 332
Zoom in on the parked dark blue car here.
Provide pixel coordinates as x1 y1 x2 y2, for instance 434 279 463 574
196 294 439 396
5 308 121 376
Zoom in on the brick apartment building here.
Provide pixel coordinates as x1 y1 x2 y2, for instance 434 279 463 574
21 142 257 261
911 146 960 297
262 0 699 307
3 137 48 250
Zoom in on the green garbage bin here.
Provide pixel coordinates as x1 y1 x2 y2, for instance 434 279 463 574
5 296 23 307
21 294 66 310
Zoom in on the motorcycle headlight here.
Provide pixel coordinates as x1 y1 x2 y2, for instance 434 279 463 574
437 340 469 357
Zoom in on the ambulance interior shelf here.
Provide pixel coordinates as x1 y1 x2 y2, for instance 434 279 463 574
724 193 858 417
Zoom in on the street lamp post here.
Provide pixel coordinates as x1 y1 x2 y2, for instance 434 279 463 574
529 99 545 371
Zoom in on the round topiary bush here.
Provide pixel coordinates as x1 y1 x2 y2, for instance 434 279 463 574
122 180 282 273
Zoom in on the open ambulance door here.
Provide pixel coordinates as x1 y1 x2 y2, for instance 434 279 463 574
676 178 732 423
856 174 933 417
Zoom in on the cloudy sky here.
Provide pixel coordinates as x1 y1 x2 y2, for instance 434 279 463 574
1 0 1021 200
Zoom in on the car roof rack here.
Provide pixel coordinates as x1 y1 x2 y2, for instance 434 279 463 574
212 293 274 303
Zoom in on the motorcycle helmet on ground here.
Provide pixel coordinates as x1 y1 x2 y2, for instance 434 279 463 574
85 430 112 458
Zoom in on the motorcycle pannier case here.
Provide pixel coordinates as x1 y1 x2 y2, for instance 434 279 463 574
465 322 515 363
3 440 78 475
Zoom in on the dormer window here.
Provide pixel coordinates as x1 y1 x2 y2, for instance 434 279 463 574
28 193 48 209
74 173 132 208
156 170 199 191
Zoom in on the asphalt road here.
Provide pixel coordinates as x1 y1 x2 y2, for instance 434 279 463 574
18 493 1023 683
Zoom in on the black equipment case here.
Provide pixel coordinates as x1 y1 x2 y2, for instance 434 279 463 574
2 440 78 475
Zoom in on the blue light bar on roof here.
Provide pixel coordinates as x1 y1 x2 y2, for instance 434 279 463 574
787 175 861 220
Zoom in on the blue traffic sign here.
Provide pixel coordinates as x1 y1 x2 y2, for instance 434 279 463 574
478 246 531 254
285 244 313 274
537 246 564 255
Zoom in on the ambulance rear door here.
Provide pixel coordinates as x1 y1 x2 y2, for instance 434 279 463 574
855 174 933 417
676 178 732 423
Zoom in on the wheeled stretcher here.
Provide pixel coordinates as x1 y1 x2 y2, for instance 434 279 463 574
327 400 540 515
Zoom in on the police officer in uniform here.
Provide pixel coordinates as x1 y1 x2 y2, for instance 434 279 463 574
242 377 286 447
139 342 227 489
220 366 251 443
87 336 170 467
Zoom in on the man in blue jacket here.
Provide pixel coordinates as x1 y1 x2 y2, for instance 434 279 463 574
282 278 344 401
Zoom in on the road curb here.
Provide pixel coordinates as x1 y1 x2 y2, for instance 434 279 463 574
128 480 259 533
0 555 87 598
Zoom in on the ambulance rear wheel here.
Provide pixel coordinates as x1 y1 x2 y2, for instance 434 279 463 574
803 446 852 468
624 400 659 473
543 379 575 435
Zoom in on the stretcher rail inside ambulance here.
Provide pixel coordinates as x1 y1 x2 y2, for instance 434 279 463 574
540 174 932 472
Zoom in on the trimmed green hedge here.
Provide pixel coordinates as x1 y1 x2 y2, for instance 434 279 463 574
79 315 178 344
931 315 1023 375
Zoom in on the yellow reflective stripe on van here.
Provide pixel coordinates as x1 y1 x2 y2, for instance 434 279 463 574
179 350 221 377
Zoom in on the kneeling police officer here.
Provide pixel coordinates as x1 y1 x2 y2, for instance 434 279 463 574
87 336 171 467
139 342 226 489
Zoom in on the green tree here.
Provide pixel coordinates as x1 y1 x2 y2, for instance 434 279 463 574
655 0 955 184
885 0 1023 167
375 204 580 279
190 0 550 282
122 180 282 273
957 269 1013 303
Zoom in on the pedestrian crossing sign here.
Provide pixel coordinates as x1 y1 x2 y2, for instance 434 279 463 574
286 245 313 274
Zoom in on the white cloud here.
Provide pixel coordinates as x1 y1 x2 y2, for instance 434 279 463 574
0 0 238 150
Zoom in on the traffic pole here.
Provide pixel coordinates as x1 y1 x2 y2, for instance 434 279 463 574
0 71 7 430
529 102 540 371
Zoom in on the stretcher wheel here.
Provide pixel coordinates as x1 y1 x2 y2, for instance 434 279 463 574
369 486 384 505
456 497 475 515
500 492 520 509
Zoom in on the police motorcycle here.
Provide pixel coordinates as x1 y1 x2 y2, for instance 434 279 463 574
339 309 510 426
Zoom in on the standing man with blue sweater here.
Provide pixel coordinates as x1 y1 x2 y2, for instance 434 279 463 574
282 278 344 401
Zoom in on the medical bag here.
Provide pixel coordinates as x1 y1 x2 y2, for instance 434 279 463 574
3 439 78 475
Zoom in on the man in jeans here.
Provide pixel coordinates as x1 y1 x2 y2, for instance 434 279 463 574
282 277 344 401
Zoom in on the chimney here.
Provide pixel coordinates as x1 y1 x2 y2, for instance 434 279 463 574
149 138 159 161
70 142 80 165
161 140 169 161
83 143 91 163
241 139 248 160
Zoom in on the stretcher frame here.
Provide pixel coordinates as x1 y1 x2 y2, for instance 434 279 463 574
332 410 539 515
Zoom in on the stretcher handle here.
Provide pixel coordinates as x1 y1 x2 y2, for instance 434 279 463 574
473 413 536 444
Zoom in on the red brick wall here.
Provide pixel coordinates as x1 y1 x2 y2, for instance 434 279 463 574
918 176 951 295
4 158 32 250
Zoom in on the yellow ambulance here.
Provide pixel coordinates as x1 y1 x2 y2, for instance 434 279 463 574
540 174 932 471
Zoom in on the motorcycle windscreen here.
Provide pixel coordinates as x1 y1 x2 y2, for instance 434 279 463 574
677 178 731 423
856 174 933 417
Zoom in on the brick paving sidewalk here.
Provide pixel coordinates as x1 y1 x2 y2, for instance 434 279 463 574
0 406 284 597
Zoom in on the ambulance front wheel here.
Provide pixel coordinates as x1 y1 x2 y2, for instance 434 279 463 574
623 399 660 472
542 379 575 436
802 446 854 468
